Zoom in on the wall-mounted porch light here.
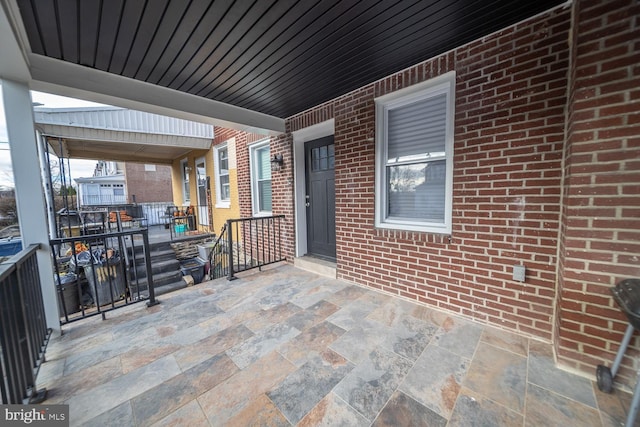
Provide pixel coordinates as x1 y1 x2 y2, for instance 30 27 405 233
271 154 284 172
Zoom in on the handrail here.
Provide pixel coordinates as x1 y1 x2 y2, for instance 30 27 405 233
209 215 286 280
0 243 40 283
0 243 51 404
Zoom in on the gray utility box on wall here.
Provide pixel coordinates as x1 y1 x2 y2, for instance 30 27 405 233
513 264 526 282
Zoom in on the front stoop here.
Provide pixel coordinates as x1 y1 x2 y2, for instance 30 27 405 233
294 256 337 279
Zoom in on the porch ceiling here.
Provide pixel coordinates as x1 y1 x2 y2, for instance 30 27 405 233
43 135 198 165
11 0 564 122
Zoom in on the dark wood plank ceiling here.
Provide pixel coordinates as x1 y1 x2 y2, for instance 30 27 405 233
17 0 564 119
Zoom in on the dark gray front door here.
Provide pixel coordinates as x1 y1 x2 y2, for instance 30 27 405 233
305 136 336 260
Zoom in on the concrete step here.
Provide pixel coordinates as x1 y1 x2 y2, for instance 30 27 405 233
131 258 180 278
154 280 188 296
128 241 173 256
294 256 337 279
127 248 176 264
132 269 183 290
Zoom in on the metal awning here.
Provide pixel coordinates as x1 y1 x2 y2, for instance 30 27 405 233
34 106 214 164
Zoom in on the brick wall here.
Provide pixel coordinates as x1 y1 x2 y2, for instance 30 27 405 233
213 127 298 260
557 0 640 385
214 0 639 381
286 6 570 341
124 163 173 203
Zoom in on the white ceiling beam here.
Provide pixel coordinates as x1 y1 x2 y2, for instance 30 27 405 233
0 1 31 82
29 54 285 135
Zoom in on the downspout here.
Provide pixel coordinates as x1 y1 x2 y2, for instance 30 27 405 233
37 131 57 239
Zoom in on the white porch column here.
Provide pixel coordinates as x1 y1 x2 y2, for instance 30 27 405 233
2 79 60 331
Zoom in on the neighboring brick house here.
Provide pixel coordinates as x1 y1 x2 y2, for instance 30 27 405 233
76 161 173 206
124 163 173 204
188 0 640 386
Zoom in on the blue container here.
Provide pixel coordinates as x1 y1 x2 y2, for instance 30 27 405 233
0 238 22 257
179 257 205 284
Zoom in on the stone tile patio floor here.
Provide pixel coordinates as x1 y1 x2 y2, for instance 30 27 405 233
39 264 636 426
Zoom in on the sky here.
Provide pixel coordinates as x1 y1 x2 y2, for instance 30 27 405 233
0 87 104 188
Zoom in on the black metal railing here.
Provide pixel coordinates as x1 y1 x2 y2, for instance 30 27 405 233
66 203 215 240
209 215 286 280
50 228 158 325
0 244 51 404
163 204 215 240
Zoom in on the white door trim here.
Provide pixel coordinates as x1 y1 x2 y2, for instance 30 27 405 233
291 119 335 258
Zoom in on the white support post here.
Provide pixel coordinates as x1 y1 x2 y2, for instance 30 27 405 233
2 79 60 332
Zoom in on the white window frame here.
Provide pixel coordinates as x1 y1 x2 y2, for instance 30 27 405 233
181 158 190 204
374 71 455 234
249 139 272 216
213 143 230 208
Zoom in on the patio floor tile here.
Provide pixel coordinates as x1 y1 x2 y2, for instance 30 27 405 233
225 322 300 369
399 344 470 419
380 314 439 361
432 316 483 359
197 350 296 424
130 353 238 427
329 318 392 365
268 350 354 424
463 342 527 413
480 326 529 357
37 264 637 426
525 383 601 427
84 402 135 427
448 387 523 426
67 355 181 425
326 299 379 331
278 321 345 367
298 393 369 426
528 340 597 408
285 299 340 331
333 347 413 421
150 400 209 427
224 394 290 426
373 390 447 427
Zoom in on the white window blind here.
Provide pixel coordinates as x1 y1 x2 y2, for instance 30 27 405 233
375 72 455 234
386 93 447 222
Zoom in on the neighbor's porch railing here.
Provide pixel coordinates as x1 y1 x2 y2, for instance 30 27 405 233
0 244 51 404
50 228 158 325
74 202 215 240
209 215 286 280
80 194 127 206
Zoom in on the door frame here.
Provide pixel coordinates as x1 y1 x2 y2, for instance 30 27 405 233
292 119 335 258
195 156 209 226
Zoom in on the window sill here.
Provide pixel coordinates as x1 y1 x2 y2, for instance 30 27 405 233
215 202 231 209
374 225 452 244
375 220 450 235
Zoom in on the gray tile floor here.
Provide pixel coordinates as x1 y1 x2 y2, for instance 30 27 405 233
39 264 636 426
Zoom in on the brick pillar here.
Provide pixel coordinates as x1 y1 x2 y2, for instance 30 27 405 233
556 0 640 384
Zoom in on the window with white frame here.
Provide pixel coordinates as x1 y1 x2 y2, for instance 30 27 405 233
214 144 230 207
249 140 272 215
181 159 190 203
375 72 455 234
113 184 124 196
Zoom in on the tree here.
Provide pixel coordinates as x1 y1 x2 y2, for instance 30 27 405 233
59 185 77 196
0 195 18 226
